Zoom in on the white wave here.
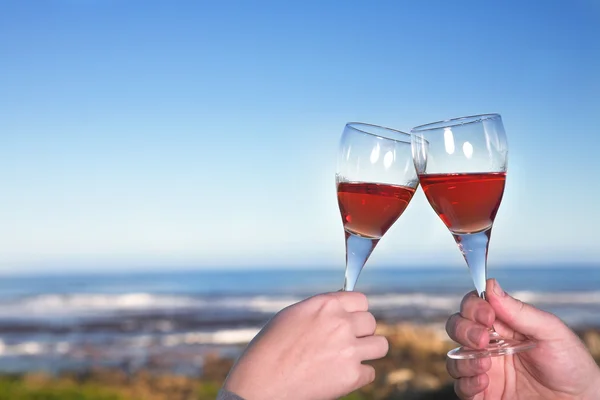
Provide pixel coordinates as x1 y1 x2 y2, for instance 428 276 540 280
0 290 598 320
511 291 600 305
0 293 302 318
0 338 72 357
161 328 260 346
0 326 260 358
366 291 600 312
0 293 205 318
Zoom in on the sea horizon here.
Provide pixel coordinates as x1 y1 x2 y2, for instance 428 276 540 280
1 260 598 278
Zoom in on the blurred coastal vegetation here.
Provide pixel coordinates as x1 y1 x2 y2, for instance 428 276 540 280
0 323 598 400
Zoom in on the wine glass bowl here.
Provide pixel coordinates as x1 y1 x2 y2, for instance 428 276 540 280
336 123 418 291
411 114 535 359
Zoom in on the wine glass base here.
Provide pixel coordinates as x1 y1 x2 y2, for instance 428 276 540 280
447 335 536 360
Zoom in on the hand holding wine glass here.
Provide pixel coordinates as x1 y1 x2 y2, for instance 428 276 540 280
221 291 389 400
336 123 418 291
446 279 600 400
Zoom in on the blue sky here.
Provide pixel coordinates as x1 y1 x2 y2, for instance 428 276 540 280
1 0 599 273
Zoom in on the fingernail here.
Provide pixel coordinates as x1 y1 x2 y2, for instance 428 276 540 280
493 280 505 297
468 327 483 346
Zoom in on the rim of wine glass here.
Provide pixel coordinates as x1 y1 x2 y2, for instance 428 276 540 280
411 113 501 133
346 122 411 144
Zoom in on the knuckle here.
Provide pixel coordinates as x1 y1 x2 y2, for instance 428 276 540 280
446 359 458 379
546 311 564 327
460 291 478 308
365 366 376 385
354 292 369 308
367 311 376 324
541 309 568 334
364 312 377 332
515 298 526 314
445 313 460 336
276 302 300 319
316 294 341 313
334 317 354 338
345 365 364 388
460 293 489 321
474 357 490 373
459 291 478 310
455 318 471 342
317 292 335 303
378 335 390 355
340 343 357 359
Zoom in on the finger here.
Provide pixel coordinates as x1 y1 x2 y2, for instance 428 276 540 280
350 311 377 338
446 313 490 349
328 291 369 313
446 357 491 379
356 335 389 361
351 364 376 391
460 290 495 328
487 279 567 341
490 318 522 341
454 374 489 399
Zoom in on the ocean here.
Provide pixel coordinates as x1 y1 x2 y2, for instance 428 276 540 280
0 265 598 375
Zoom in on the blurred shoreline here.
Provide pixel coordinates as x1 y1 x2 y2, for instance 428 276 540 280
1 321 599 400
1 267 600 376
0 267 599 398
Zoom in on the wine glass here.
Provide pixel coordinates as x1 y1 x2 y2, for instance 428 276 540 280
336 122 419 291
411 113 535 359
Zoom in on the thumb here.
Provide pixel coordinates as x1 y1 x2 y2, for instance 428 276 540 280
486 279 566 341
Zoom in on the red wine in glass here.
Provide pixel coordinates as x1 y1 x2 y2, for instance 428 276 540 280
337 182 415 239
411 114 535 359
336 123 418 291
419 172 505 234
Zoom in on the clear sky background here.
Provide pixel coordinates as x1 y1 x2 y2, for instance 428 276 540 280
1 0 599 273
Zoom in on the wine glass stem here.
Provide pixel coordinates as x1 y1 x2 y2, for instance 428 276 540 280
452 228 491 298
452 228 501 335
342 232 378 291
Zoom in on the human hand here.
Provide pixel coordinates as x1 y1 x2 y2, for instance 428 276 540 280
223 291 388 400
447 279 600 399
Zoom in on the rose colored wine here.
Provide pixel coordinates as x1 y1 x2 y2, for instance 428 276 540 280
337 182 415 239
419 172 506 234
